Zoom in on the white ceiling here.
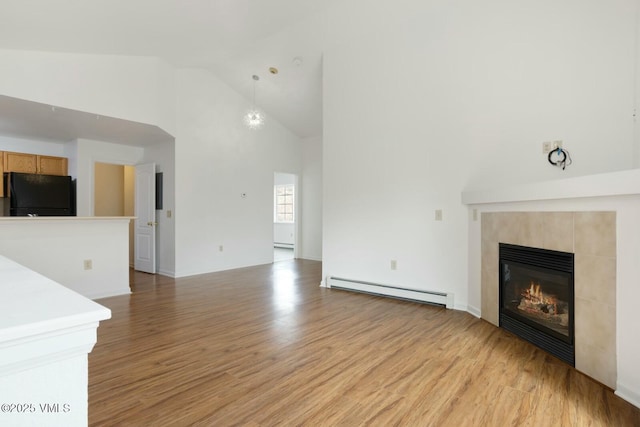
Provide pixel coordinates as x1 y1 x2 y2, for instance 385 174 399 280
0 0 335 140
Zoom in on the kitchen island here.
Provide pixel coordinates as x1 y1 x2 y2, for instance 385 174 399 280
0 216 133 299
0 254 111 426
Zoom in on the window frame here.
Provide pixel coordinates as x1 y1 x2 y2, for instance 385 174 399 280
274 184 295 224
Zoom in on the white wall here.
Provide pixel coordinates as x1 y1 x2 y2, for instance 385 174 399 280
322 0 638 309
75 139 145 216
0 49 176 135
0 134 68 156
174 68 302 277
301 136 323 261
0 218 131 299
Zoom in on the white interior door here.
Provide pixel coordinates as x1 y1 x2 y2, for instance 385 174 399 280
134 163 156 273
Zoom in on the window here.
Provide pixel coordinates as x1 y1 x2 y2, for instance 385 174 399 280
274 184 294 223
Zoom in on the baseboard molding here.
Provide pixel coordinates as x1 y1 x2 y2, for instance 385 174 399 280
157 269 176 278
88 288 131 300
467 304 481 318
301 255 322 262
615 382 640 409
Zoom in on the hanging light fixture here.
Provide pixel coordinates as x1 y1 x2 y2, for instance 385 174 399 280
245 74 265 129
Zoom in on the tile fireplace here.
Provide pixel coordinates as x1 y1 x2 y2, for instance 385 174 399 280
499 243 574 366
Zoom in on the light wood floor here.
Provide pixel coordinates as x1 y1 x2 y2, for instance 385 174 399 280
89 260 640 426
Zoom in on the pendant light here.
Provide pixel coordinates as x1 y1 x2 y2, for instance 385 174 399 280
245 74 264 129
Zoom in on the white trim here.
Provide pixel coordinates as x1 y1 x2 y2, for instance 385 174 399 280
86 289 131 300
467 304 481 318
462 169 640 205
615 382 640 409
157 269 176 278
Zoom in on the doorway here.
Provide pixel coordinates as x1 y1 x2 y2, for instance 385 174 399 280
273 172 298 262
94 162 136 267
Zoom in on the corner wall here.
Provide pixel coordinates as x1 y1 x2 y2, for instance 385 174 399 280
301 136 323 261
173 68 302 277
323 0 637 310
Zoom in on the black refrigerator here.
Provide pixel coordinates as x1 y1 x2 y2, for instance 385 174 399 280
4 172 75 216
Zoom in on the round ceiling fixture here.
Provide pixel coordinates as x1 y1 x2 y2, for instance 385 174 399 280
269 67 278 75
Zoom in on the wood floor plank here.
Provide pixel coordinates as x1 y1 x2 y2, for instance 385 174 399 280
88 260 640 426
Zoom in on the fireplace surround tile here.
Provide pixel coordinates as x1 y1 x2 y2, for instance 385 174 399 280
497 212 523 245
481 212 499 242
542 212 574 253
574 254 616 307
575 296 616 352
519 213 546 248
481 211 616 389
575 212 616 258
576 341 617 390
481 238 499 325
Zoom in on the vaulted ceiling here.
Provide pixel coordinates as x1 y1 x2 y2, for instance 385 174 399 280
1 0 337 138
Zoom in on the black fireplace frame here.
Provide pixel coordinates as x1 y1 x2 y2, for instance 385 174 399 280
499 243 575 366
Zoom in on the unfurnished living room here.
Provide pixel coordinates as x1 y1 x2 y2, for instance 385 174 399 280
1 1 640 426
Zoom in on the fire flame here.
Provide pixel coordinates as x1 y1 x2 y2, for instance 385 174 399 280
522 281 558 312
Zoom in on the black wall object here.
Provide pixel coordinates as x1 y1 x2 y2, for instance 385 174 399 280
156 172 163 210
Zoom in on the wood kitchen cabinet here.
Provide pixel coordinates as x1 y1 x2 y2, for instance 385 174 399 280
37 155 68 176
1 151 69 197
2 152 68 176
3 151 37 174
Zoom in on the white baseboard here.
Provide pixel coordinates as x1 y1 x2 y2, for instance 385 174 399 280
157 269 176 278
467 304 481 318
616 382 640 409
88 288 131 300
301 255 322 262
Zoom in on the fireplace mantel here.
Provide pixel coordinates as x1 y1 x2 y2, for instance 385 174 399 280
461 168 640 205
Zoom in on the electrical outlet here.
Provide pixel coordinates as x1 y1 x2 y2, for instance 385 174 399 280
390 260 397 270
83 259 93 270
219 245 224 252
435 209 443 221
543 140 563 153
166 210 172 218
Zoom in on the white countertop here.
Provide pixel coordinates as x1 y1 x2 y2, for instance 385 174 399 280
0 255 111 344
0 216 135 222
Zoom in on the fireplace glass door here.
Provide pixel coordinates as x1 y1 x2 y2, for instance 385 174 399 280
499 243 575 365
501 261 572 344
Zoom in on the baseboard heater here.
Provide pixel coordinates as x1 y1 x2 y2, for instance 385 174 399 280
274 243 294 249
327 276 454 309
